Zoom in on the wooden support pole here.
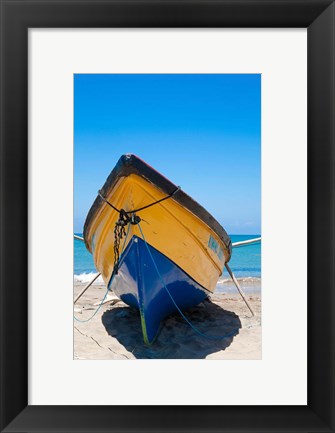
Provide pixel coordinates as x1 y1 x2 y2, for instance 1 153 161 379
225 263 255 316
73 234 101 304
232 237 261 248
74 273 101 304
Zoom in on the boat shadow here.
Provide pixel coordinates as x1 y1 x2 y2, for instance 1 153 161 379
101 300 242 359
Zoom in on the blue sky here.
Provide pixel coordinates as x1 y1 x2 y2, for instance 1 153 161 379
74 74 261 234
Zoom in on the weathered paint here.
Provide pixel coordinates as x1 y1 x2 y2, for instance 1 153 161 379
85 173 228 292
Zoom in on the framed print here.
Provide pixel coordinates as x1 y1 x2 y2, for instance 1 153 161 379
29 29 305 406
1 1 334 432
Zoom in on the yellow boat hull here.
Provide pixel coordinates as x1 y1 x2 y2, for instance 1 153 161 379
84 154 232 343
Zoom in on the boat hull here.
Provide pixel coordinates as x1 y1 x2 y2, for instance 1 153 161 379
84 154 232 344
109 235 209 344
86 173 229 293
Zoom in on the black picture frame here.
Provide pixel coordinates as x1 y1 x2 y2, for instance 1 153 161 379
1 1 334 432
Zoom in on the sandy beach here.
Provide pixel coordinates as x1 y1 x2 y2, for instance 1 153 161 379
74 283 261 360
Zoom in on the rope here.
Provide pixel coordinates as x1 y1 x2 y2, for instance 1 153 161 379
73 224 131 323
98 184 180 275
73 284 111 323
130 186 180 213
98 186 180 215
74 197 240 340
137 223 239 341
98 191 120 213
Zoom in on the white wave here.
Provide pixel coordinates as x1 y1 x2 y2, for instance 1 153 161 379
74 272 104 285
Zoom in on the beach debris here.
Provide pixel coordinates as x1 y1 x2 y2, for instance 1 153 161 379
93 294 120 306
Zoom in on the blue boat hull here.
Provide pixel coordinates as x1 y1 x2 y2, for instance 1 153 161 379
108 236 209 344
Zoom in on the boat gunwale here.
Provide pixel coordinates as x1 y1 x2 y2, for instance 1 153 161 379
83 154 232 261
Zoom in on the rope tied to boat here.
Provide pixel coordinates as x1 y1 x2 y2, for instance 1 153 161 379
137 222 240 342
98 185 180 215
99 186 180 275
73 224 131 323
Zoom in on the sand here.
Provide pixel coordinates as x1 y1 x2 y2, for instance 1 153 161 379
74 284 261 360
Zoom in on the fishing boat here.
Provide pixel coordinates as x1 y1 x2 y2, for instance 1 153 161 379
83 154 232 344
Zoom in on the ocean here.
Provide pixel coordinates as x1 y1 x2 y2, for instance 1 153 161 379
74 234 261 293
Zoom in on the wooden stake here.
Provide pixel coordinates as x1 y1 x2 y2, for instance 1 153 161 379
74 273 101 304
225 263 255 316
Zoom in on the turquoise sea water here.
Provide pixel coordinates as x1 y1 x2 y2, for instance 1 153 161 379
74 233 261 292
